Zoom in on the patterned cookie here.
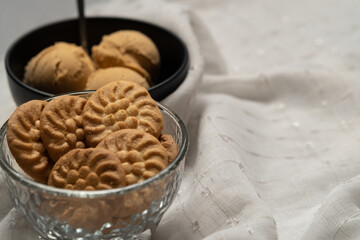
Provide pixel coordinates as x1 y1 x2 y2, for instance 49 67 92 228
83 80 164 147
40 95 87 162
48 148 126 190
96 129 169 185
159 134 178 164
6 100 52 183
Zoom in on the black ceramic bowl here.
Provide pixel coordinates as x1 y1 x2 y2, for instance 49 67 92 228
5 17 189 105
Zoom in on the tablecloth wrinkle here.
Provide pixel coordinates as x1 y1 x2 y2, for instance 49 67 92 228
154 92 278 239
1 0 360 239
301 176 360 240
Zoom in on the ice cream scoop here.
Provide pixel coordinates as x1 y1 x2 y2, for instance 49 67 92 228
91 30 160 84
85 67 149 90
23 42 95 94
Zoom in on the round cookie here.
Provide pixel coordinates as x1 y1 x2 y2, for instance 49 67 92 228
83 80 164 147
91 30 160 83
159 134 178 164
6 100 52 183
85 67 150 90
40 95 87 162
41 197 115 231
48 148 126 190
96 129 169 186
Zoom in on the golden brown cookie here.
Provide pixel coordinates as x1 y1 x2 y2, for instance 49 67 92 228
48 148 126 190
40 95 87 162
41 196 116 231
23 42 95 94
96 129 168 186
85 67 150 90
91 30 160 83
41 191 149 232
6 100 52 183
159 134 178 164
83 80 164 147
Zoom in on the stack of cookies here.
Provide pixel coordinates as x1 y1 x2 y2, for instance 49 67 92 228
23 30 160 94
6 80 178 190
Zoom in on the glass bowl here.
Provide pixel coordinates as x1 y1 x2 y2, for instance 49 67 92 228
0 92 188 239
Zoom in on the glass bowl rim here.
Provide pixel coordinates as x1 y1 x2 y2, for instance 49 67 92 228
0 91 189 198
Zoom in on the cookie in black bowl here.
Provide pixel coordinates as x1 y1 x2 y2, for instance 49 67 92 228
5 17 189 105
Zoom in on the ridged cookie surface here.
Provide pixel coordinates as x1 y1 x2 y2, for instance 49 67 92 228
40 95 87 162
48 148 126 190
159 134 178 164
83 80 163 147
96 129 168 185
6 100 52 183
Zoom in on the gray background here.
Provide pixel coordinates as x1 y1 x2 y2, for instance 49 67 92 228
0 0 102 57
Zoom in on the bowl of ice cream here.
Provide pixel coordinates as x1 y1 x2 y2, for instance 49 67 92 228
5 17 189 105
0 84 189 239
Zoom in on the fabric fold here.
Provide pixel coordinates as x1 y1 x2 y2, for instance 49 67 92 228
300 176 360 240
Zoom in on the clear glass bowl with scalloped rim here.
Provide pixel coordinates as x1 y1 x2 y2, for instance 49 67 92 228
0 91 188 240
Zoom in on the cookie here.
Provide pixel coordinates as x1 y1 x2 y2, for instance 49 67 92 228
96 129 168 185
83 80 164 147
85 67 150 90
91 30 160 83
159 134 178 164
48 148 126 190
41 195 120 232
6 100 52 183
23 42 95 94
40 95 87 162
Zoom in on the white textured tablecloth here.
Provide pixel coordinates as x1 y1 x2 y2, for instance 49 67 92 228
1 0 360 239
